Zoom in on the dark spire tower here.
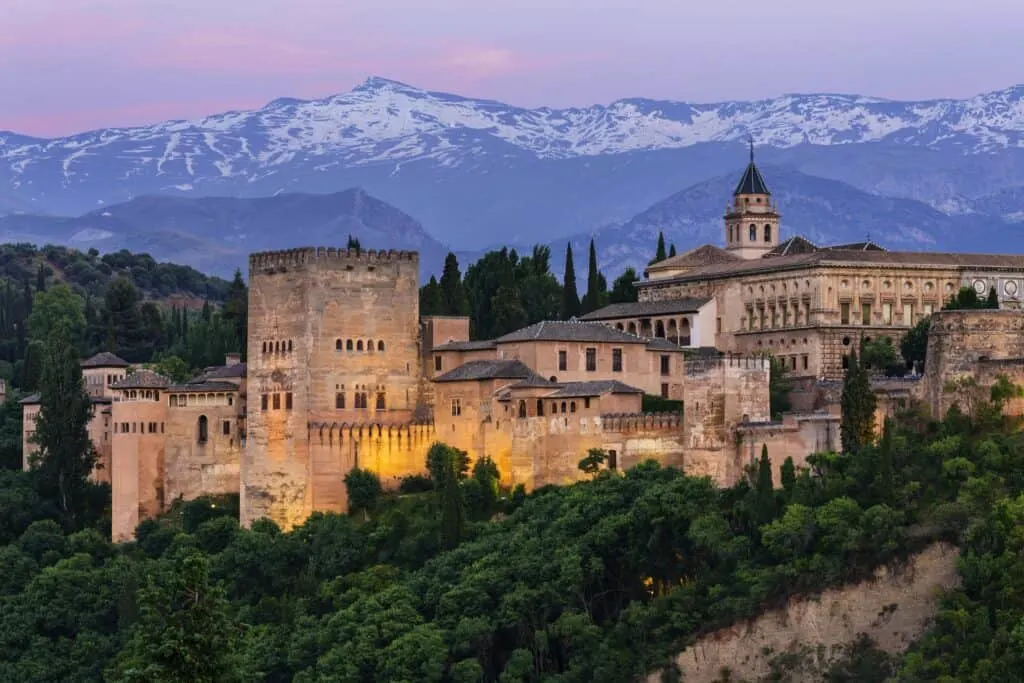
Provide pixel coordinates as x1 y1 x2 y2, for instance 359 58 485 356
724 139 780 259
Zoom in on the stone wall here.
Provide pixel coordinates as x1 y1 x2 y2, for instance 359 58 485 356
111 400 167 542
923 309 1024 417
655 542 960 683
736 410 840 476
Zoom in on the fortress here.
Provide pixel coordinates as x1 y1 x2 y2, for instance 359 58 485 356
22 152 1024 541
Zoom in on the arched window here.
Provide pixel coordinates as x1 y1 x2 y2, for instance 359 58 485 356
336 392 345 409
749 224 757 241
288 340 293 352
274 341 279 353
197 415 208 444
368 339 375 353
518 400 527 419
356 340 364 351
655 320 665 338
728 225 733 242
377 340 385 352
536 399 544 416
375 392 386 411
560 401 567 413
346 339 353 351
336 339 342 350
764 224 772 242
570 401 577 413
615 323 624 330
262 342 267 354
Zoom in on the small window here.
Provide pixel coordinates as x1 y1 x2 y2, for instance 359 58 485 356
377 340 385 352
261 394 268 411
368 339 374 353
661 383 669 398
356 340 364 351
802 355 809 370
764 224 772 242
840 302 851 325
222 420 231 436
375 392 386 411
336 392 345 409
285 392 293 410
288 340 293 352
585 348 597 372
346 339 353 351
561 401 567 413
558 350 567 371
862 303 872 325
451 398 461 417
272 393 281 410
536 399 544 416
198 415 208 444
518 401 527 418
434 356 442 372
608 450 618 471
749 224 757 241
660 355 670 376
570 401 576 413
612 348 622 372
584 397 590 409
336 339 342 350
262 342 267 354
716 317 722 334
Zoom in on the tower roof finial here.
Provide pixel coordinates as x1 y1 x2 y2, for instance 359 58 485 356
749 134 754 163
734 137 770 196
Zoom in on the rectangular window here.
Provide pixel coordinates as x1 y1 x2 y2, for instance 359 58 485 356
903 303 914 325
923 303 934 316
558 350 568 371
608 450 618 471
222 420 231 436
336 393 345 409
612 348 622 372
804 303 811 324
862 303 871 325
840 302 850 325
660 383 669 398
451 398 461 417
660 355 670 376
272 393 281 410
261 394 268 411
802 355 809 370
716 317 722 334
285 392 293 410
585 348 597 372
882 302 892 324
782 307 789 327
434 356 442 372
584 397 591 409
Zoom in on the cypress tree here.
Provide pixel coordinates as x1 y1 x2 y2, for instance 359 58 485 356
419 276 444 316
840 349 877 454
31 331 98 531
651 232 667 264
20 340 43 392
755 444 775 523
780 456 796 499
581 238 605 314
346 234 362 254
222 269 248 356
560 244 581 320
35 264 46 293
610 268 639 304
668 243 677 258
987 286 999 309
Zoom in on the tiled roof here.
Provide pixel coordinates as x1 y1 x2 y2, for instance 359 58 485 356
645 337 687 351
434 359 544 383
766 235 819 257
81 352 129 368
168 381 240 393
21 393 112 405
647 244 740 273
194 363 247 381
579 298 710 321
546 380 644 398
496 320 648 345
734 148 771 195
434 340 498 352
640 248 1024 288
111 369 171 390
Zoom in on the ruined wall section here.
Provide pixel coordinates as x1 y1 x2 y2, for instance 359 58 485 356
683 356 770 486
924 310 1024 417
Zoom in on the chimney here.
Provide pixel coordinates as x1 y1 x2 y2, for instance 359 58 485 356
225 353 241 367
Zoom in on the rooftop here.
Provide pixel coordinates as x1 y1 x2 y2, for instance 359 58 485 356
20 393 112 405
111 369 171 390
434 359 545 383
646 244 740 274
546 380 644 398
579 298 711 321
81 352 129 369
734 145 770 195
168 381 241 393
193 363 247 381
433 340 498 352
496 320 650 345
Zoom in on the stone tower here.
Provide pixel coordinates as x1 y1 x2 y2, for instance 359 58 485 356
724 141 780 260
242 247 421 530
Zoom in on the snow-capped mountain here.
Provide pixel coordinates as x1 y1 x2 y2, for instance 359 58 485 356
3 78 1024 249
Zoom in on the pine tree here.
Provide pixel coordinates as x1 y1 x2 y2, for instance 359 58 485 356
31 331 98 531
581 238 606 314
439 253 469 316
987 286 999 309
755 444 776 523
840 349 877 454
610 268 639 304
668 244 677 258
419 276 445 316
560 244 581 319
103 277 146 361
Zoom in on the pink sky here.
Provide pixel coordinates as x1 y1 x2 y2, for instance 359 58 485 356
2 0 1023 137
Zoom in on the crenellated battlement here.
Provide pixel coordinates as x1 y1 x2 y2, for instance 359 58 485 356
600 411 683 432
250 247 419 274
685 354 770 377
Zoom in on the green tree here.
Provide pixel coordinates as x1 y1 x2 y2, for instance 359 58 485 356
344 467 383 519
35 263 47 292
221 269 248 357
987 285 1000 309
861 336 898 373
944 286 986 310
900 316 930 373
753 444 776 524
578 448 608 474
30 331 98 531
561 244 581 320
609 268 639 304
876 418 894 504
27 283 86 347
426 443 469 549
347 234 362 254
149 355 192 382
780 456 797 498
650 232 667 265
420 276 445 316
668 244 677 258
769 356 792 420
109 553 246 683
439 253 470 316
840 349 877 454
19 340 44 392
103 276 146 361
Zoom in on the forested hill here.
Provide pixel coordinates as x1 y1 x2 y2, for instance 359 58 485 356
0 243 232 303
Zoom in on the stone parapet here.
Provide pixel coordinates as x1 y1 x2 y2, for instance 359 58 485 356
249 247 418 273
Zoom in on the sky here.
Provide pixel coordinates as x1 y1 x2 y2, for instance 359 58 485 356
2 0 1023 137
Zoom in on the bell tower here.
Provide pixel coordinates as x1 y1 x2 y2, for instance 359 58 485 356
724 140 780 260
